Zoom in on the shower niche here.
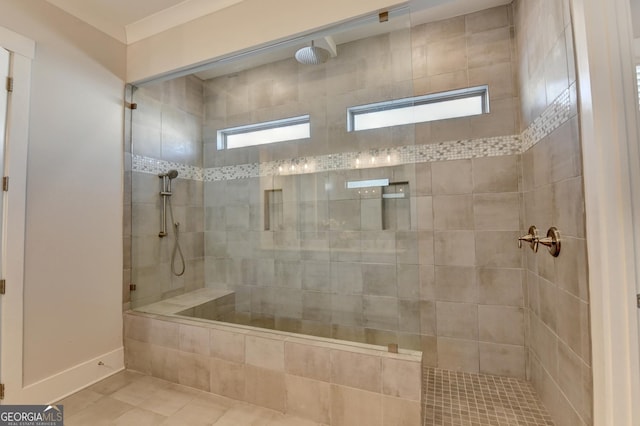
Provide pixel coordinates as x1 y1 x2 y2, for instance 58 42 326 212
264 189 283 231
382 181 410 230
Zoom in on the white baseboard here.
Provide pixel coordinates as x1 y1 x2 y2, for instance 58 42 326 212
5 347 124 405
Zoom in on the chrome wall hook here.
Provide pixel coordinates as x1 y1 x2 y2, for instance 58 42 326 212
518 226 539 252
538 227 561 257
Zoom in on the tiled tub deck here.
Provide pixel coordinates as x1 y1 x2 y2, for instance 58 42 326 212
124 310 422 426
135 287 423 350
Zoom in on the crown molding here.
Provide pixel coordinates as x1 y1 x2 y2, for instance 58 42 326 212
46 0 127 43
125 0 243 44
45 0 244 45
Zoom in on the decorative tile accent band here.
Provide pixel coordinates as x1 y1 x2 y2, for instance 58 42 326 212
522 85 572 152
132 85 572 182
203 135 522 181
132 155 204 181
133 136 520 182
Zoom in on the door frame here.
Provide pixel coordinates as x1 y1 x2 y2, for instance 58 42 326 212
0 25 34 404
571 0 640 424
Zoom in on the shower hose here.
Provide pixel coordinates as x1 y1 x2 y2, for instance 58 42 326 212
167 196 186 276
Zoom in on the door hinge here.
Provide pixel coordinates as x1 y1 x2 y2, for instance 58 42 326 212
6 77 13 92
0 279 5 295
2 176 8 191
637 294 640 308
129 284 136 291
0 383 5 400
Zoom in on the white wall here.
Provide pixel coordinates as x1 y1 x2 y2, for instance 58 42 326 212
0 1 126 388
127 0 403 83
631 0 640 38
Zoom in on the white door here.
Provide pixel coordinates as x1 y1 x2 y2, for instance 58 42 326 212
0 47 10 404
0 28 32 403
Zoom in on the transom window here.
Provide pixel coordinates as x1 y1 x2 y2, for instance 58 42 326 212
217 115 310 150
347 85 490 132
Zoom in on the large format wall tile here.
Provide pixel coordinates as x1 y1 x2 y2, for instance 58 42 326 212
515 0 591 423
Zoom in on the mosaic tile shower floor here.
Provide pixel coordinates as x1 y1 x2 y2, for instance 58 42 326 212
422 368 555 426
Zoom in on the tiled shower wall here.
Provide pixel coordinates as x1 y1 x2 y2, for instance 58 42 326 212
515 0 592 424
425 155 524 376
198 5 527 375
128 77 206 308
202 5 519 166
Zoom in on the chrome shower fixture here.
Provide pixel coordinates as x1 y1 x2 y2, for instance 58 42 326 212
162 169 179 179
160 169 179 195
295 40 330 65
159 170 178 237
158 169 186 276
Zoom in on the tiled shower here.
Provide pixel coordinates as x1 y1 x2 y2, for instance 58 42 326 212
123 1 592 424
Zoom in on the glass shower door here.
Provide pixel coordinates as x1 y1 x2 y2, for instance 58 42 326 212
128 78 206 312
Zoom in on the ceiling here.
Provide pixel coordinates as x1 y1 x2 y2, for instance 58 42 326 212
46 0 511 80
46 0 512 46
45 0 244 44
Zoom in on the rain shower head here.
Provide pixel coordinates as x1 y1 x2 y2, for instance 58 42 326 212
295 41 330 65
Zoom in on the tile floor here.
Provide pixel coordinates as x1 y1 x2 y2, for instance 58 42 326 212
60 367 555 425
422 368 555 426
58 370 326 426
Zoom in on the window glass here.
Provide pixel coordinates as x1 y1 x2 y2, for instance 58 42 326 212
218 115 310 150
347 86 489 132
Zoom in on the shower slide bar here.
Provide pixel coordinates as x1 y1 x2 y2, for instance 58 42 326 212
158 170 186 276
158 169 178 237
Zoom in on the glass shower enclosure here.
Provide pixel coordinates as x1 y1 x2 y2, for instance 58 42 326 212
127 8 425 350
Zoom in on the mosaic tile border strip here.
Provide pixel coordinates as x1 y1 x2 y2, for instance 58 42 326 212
203 135 521 181
522 85 572 151
132 155 204 181
133 135 520 181
132 85 573 182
